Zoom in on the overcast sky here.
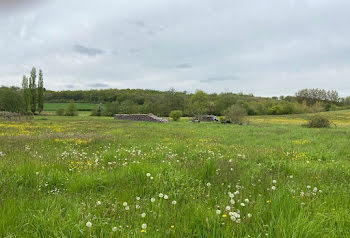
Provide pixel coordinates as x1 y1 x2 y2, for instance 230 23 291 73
1 0 350 96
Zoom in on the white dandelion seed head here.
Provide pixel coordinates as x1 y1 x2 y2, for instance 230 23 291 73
146 173 151 177
86 221 92 228
151 198 155 203
141 223 147 229
271 186 276 191
112 226 117 232
141 213 146 218
244 199 249 203
240 203 245 207
125 206 129 210
216 210 221 215
123 202 128 207
225 206 231 211
159 193 164 198
164 195 168 200
272 180 277 184
247 213 252 218
172 200 177 205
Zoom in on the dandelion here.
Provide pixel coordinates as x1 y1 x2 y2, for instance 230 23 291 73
222 214 227 218
125 206 130 210
231 216 236 221
313 187 318 192
123 202 128 207
112 226 117 232
146 173 151 177
171 225 175 229
141 223 147 229
230 199 235 205
307 185 311 189
136 205 140 209
136 197 141 200
206 182 211 187
244 199 249 203
271 186 276 191
35 172 39 175
216 210 221 215
141 229 146 233
86 221 92 228
225 206 231 211
247 213 252 218
172 200 177 205
96 201 101 206
141 213 146 218
240 203 245 207
151 198 155 203
236 219 241 223
164 194 169 200
159 193 164 198
272 180 277 184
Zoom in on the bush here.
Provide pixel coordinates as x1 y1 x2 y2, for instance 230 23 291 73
305 115 330 128
225 104 247 125
64 101 78 116
56 108 64 116
91 104 103 116
169 110 182 121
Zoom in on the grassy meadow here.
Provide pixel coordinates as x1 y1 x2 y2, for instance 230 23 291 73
44 103 99 111
0 111 350 237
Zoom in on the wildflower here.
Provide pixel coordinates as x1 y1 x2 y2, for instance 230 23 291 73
141 229 146 233
229 192 234 198
123 202 128 207
35 172 39 175
222 214 227 218
247 213 252 218
164 194 169 200
231 216 236 221
307 185 311 189
125 206 130 210
171 225 175 229
112 227 117 232
146 173 151 177
136 197 141 200
230 199 235 205
244 199 249 203
141 213 146 218
96 201 101 206
206 182 211 187
172 200 177 205
313 187 318 192
159 193 164 198
271 186 276 191
272 180 277 184
319 190 323 193
141 223 147 229
150 177 154 180
136 205 140 209
216 210 221 215
86 221 92 228
236 219 241 223
151 198 155 203
225 206 231 211
240 203 245 207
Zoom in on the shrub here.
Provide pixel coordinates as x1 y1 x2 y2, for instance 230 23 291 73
64 101 78 116
225 104 247 125
305 115 330 128
56 108 64 116
91 104 103 116
169 110 182 121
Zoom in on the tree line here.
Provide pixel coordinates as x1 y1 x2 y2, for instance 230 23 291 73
0 67 44 114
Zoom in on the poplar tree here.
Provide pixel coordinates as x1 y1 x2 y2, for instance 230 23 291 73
22 75 30 112
29 67 37 113
37 69 44 113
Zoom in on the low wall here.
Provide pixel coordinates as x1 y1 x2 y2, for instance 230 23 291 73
114 113 168 123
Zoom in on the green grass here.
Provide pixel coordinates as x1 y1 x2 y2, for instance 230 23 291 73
0 112 349 237
44 103 100 111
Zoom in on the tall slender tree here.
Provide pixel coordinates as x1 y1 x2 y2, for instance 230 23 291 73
22 75 30 112
37 69 44 113
29 67 37 113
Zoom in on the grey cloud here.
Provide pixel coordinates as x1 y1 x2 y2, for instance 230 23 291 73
64 84 75 89
175 63 192 69
73 45 105 56
88 83 109 88
201 76 240 83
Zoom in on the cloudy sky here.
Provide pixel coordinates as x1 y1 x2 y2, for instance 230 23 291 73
1 0 350 96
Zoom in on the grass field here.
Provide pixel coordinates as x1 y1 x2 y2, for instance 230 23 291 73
44 103 100 111
0 111 350 237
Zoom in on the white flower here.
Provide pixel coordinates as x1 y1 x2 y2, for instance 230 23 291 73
150 177 154 180
244 199 249 203
313 187 318 192
86 221 92 228
136 197 140 200
112 226 117 232
151 198 155 202
96 201 101 206
216 210 221 215
172 200 177 205
289 175 293 179
247 213 252 218
229 193 234 198
141 213 146 218
319 190 322 193
230 199 235 205
225 206 231 211
123 202 128 207
206 182 211 187
307 185 311 189
159 193 164 198
236 219 241 223
234 191 239 195
271 186 276 191
231 216 236 221
146 173 151 177
240 203 245 207
272 180 277 184
229 212 234 216
125 206 129 210
35 172 39 175
300 192 304 196
141 223 147 229
136 205 140 209
164 194 169 200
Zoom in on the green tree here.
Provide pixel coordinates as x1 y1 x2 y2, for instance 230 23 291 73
22 75 30 112
190 90 209 117
225 104 247 125
169 110 182 121
37 69 44 114
64 101 78 116
29 67 37 113
0 87 25 112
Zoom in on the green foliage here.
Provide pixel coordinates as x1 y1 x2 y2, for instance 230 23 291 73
0 87 25 112
22 75 30 112
225 104 247 125
190 90 209 116
90 104 103 116
305 115 330 128
169 110 182 121
103 101 120 116
37 69 44 114
64 101 78 116
56 108 65 116
29 67 37 114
